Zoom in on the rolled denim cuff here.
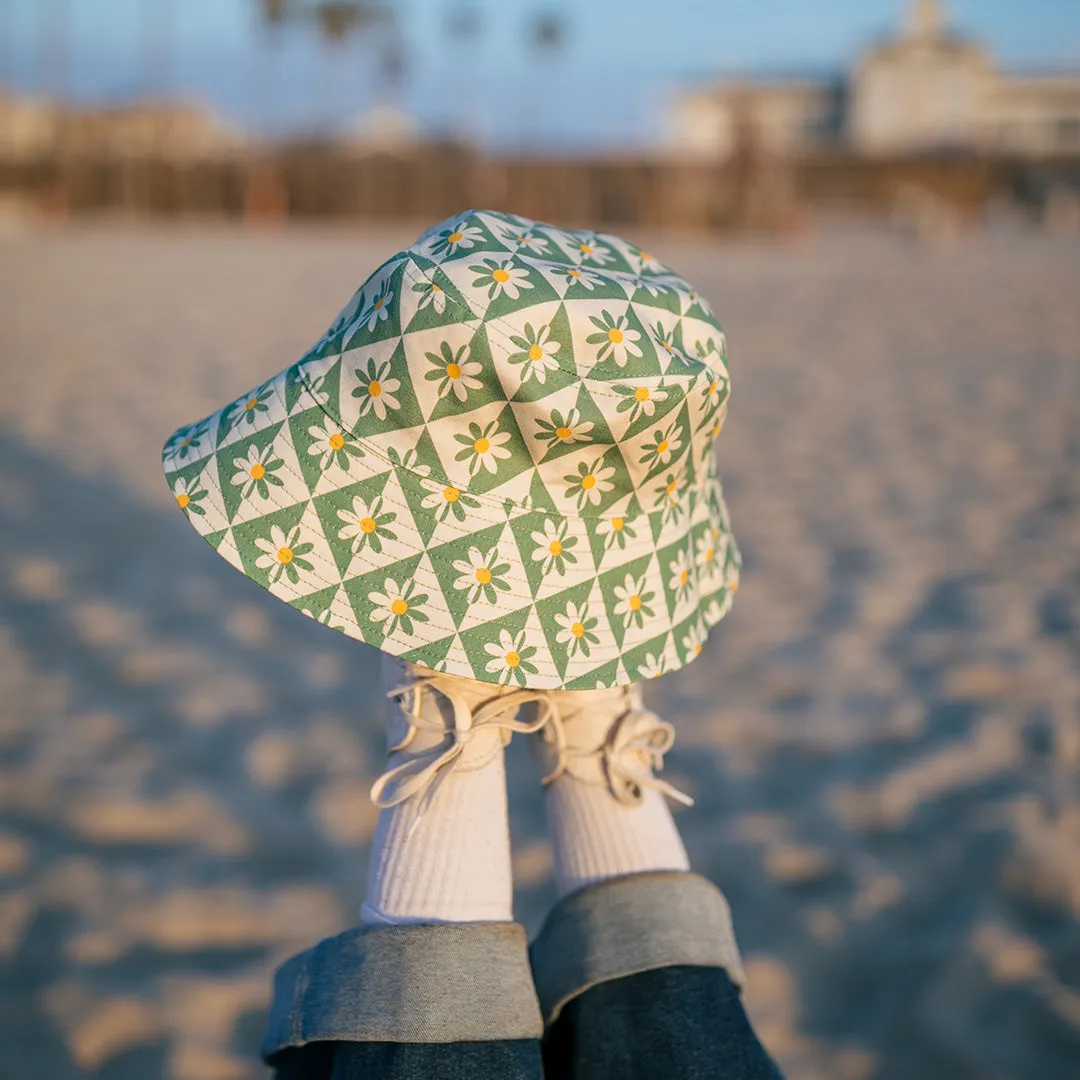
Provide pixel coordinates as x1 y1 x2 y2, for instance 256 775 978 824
261 921 544 1060
529 871 745 1026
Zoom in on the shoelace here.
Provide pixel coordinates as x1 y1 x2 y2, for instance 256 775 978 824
540 686 694 808
370 671 558 836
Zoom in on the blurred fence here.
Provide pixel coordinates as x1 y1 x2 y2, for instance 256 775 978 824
3 142 1080 230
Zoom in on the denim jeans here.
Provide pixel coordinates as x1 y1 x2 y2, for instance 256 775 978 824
264 872 783 1079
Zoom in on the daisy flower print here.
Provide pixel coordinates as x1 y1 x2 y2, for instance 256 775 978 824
484 628 539 686
452 545 511 604
563 456 616 509
553 600 600 659
508 322 561 383
595 513 636 551
352 356 401 421
534 408 594 451
639 422 683 468
425 341 483 403
359 279 393 333
586 310 643 368
614 382 668 421
231 443 285 501
254 525 314 585
420 478 481 522
412 276 448 315
470 258 532 301
368 577 430 637
337 493 398 555
530 518 579 576
551 265 602 291
172 476 209 517
428 218 485 256
612 572 656 630
453 419 512 476
307 420 364 472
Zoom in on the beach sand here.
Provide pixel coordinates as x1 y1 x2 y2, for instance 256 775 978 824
0 220 1078 1079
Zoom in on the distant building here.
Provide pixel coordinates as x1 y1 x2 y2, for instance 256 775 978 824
668 0 1080 159
0 94 242 161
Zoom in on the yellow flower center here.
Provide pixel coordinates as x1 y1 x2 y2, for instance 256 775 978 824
492 268 510 283
475 567 492 585
447 231 463 243
581 474 596 490
176 492 190 509
250 463 266 480
635 387 650 402
548 540 563 557
607 327 624 344
680 570 689 585
712 418 724 438
709 380 718 397
556 426 572 439
245 398 258 411
391 598 409 616
571 621 585 638
567 269 581 278
369 380 382 397
705 547 715 562
528 344 544 362
730 579 740 594
506 650 521 668
657 439 670 455
181 435 193 447
432 283 442 292
277 546 294 564
444 486 460 503
695 642 702 655
373 297 384 311
446 362 462 380
662 341 673 352
474 436 491 454
641 251 653 262
579 243 593 254
666 479 678 495
611 517 624 531
360 517 377 534
629 594 642 611
329 433 345 450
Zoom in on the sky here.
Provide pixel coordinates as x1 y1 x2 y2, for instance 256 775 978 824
3 0 1080 149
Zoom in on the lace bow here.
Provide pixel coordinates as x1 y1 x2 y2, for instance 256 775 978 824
370 671 557 836
541 691 694 808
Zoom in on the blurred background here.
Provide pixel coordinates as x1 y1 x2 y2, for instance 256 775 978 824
1 1 1079 1078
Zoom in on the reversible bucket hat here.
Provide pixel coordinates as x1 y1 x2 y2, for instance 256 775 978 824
162 209 740 690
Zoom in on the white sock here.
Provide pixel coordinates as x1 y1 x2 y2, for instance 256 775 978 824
545 775 690 900
362 745 513 924
360 657 525 925
528 684 693 900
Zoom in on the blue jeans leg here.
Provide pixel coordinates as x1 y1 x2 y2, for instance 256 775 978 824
274 1039 542 1080
263 921 544 1080
542 965 783 1080
530 872 784 1080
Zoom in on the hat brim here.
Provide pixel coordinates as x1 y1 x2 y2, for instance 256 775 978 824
163 363 739 690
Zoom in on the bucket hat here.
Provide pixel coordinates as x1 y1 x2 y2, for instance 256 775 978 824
162 209 740 690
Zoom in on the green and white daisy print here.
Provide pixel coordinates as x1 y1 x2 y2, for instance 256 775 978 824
162 209 739 689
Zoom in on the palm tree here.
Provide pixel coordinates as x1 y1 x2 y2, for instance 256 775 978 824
313 2 391 133
445 4 482 142
525 10 567 149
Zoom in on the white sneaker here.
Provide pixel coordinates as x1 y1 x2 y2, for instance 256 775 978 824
370 657 554 830
530 684 693 807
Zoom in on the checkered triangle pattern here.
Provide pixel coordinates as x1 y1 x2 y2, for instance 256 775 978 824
162 209 740 689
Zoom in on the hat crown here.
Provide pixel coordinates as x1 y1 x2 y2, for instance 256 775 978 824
294 210 730 520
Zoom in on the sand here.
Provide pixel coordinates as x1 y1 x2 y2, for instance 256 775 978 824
0 218 1078 1079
